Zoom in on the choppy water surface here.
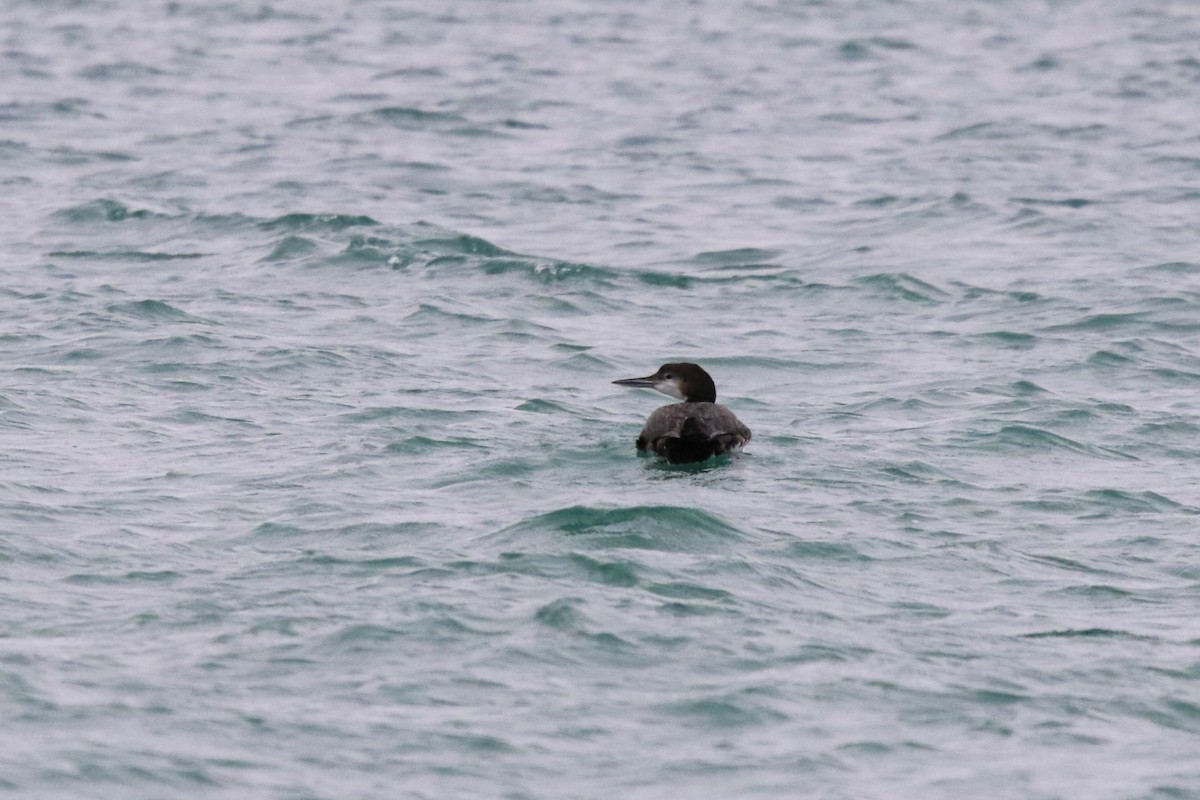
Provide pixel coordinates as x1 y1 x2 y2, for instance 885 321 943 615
4 1 1200 797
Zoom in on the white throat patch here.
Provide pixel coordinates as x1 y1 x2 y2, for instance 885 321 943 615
654 379 685 400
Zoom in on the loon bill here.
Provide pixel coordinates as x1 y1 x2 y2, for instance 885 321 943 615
612 362 751 464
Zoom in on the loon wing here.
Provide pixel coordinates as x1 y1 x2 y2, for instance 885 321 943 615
636 403 751 463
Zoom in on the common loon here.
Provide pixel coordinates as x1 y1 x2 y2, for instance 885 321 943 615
612 363 751 464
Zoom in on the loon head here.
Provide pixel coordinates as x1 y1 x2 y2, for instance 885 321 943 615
612 362 717 403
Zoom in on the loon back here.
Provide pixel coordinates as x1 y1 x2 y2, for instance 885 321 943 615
636 402 751 464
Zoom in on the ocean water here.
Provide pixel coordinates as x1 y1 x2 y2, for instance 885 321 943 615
4 1 1200 797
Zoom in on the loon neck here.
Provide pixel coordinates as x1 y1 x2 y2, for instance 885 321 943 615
677 364 717 403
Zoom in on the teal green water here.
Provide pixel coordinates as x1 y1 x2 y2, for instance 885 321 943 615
4 2 1200 798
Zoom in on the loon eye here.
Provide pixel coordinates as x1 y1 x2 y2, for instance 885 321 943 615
663 373 674 380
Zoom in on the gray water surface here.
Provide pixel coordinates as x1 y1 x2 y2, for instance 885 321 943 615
4 2 1200 798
